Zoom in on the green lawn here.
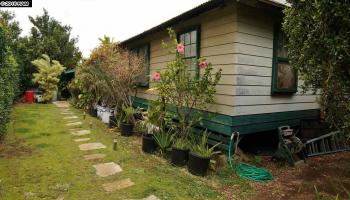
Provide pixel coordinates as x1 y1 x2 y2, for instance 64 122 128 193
0 103 253 200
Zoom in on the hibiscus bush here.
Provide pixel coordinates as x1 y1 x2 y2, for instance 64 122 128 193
154 28 222 141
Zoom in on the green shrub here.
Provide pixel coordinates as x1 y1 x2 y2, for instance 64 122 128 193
0 25 19 140
31 54 65 103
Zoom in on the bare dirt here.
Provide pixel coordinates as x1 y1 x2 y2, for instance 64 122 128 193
0 137 32 158
251 152 350 200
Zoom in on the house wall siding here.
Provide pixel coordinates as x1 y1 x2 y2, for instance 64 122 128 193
233 3 320 116
136 1 238 116
126 1 320 139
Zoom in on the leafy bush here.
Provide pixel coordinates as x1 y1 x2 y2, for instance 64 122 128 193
284 1 350 137
32 54 65 103
0 25 19 140
70 37 144 115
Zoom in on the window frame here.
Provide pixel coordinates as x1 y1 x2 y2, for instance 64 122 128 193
132 43 150 88
176 25 201 79
271 23 298 94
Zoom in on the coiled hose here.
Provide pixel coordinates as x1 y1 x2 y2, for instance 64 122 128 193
228 132 274 182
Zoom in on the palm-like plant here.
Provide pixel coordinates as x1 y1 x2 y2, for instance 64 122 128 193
153 128 175 155
191 130 220 158
32 54 65 102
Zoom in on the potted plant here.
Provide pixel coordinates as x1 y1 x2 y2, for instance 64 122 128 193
120 104 135 136
153 128 174 157
188 131 220 176
171 138 190 167
137 110 157 154
109 114 117 128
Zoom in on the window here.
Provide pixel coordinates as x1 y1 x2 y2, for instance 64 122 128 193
133 44 150 87
271 25 297 93
178 27 200 77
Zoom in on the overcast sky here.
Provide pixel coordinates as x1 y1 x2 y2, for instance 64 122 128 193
2 0 208 57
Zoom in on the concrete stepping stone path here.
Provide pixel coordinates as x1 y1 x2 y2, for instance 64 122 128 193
53 101 70 108
61 112 74 114
74 138 90 142
64 116 78 120
127 195 160 200
66 122 82 127
79 142 106 151
93 162 122 177
140 195 161 200
102 178 134 192
71 130 91 136
84 153 106 161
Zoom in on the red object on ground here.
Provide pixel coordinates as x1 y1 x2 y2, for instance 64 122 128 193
25 90 34 103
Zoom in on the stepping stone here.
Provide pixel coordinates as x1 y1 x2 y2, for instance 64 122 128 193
142 195 160 200
64 116 78 119
53 101 70 108
61 112 74 115
79 143 106 151
93 162 122 177
71 130 91 136
128 195 160 200
84 153 106 161
66 122 82 127
74 138 90 142
102 178 134 192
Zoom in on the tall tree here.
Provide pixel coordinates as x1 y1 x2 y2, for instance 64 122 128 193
284 1 350 133
28 9 82 69
0 10 25 96
27 9 82 95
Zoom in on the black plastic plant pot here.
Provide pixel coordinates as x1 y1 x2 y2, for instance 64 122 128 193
142 134 156 153
165 148 172 159
90 108 98 118
109 116 117 128
171 147 189 167
188 151 210 176
120 123 134 136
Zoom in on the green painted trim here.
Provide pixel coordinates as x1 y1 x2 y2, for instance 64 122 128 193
176 25 201 78
132 97 320 136
271 22 298 94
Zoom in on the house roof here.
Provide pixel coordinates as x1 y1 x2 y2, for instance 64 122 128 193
120 0 285 46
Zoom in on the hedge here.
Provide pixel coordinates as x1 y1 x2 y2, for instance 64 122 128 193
0 25 19 140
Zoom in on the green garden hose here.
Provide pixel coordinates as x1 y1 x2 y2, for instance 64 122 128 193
228 132 274 182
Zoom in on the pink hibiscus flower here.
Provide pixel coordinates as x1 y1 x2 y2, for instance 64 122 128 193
152 72 161 81
199 61 207 69
176 43 185 54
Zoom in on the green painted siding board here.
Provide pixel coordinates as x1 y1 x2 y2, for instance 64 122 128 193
231 109 319 126
132 96 319 135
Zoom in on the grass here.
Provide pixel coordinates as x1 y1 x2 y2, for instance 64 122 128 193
0 103 253 200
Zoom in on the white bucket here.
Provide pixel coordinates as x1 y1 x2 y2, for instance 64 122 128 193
101 108 111 124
